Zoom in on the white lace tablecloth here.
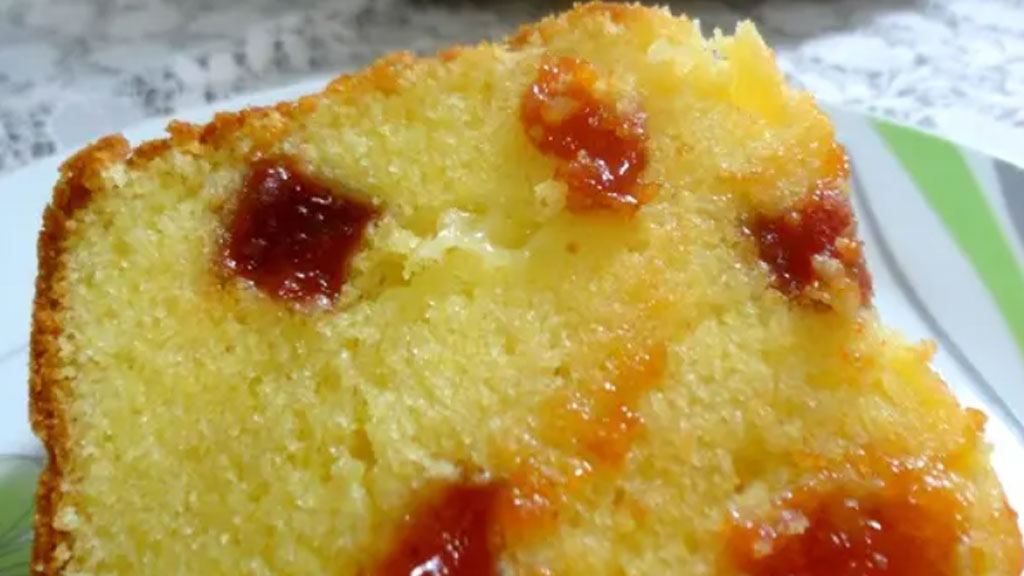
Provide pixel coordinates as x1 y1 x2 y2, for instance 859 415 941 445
1 0 1023 175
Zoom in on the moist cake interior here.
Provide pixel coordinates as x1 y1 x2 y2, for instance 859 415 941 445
31 3 1023 575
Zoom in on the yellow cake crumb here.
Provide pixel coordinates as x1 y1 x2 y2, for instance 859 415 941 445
30 3 1021 576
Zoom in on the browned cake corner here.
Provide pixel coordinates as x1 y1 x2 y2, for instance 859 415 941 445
31 135 131 575
28 2 1023 575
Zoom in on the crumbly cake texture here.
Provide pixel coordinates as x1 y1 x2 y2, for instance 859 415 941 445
30 3 1022 576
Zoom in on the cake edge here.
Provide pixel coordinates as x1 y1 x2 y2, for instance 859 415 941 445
30 135 131 575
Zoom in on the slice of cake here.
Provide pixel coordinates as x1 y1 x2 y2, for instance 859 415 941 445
30 3 1023 575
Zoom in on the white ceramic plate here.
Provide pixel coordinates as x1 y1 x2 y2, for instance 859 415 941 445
1 79 1023 575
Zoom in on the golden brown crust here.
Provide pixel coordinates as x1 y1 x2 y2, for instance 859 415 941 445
30 136 130 576
508 1 653 48
326 51 418 95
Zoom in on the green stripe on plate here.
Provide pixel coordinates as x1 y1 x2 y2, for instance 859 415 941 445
874 119 1024 361
0 457 38 576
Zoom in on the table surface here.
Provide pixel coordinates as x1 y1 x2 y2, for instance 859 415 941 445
1 0 1023 176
